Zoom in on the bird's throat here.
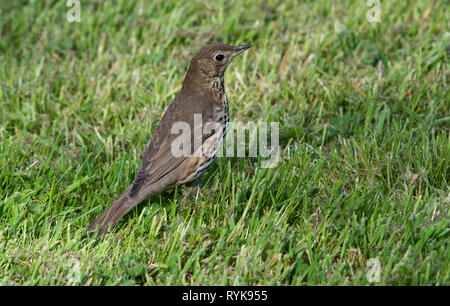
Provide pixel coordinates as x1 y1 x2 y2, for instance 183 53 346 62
212 76 225 94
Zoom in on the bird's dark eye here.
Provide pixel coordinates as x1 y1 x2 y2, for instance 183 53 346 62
215 54 224 61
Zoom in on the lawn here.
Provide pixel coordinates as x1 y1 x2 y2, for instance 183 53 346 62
0 0 448 285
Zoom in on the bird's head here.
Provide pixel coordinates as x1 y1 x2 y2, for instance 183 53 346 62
184 43 251 86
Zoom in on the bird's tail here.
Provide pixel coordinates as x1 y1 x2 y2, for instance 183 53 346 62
87 186 139 237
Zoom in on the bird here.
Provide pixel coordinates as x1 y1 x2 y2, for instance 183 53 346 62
87 43 251 237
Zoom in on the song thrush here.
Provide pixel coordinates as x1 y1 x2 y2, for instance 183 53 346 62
87 43 251 236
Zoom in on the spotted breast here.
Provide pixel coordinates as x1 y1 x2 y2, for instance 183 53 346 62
192 76 229 179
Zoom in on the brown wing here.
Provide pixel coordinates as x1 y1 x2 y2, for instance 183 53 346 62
130 90 216 196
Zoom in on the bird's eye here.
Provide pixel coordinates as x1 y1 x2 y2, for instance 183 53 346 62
214 54 225 61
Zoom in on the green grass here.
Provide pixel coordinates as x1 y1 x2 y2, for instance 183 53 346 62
0 0 449 285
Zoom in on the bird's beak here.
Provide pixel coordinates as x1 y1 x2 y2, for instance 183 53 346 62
232 44 252 56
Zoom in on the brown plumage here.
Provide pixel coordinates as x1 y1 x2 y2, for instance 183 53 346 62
87 43 251 236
